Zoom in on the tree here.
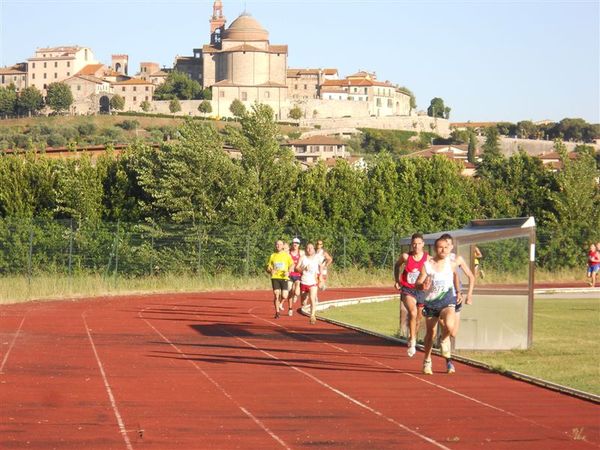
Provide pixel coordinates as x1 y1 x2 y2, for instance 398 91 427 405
476 126 504 179
229 99 246 118
110 94 125 111
169 99 181 114
198 100 212 115
45 82 73 114
427 97 450 119
398 86 417 112
288 105 303 120
467 132 477 163
140 100 151 112
16 86 44 116
0 86 17 117
153 71 203 100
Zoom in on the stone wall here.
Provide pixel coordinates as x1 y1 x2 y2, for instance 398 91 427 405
300 115 451 138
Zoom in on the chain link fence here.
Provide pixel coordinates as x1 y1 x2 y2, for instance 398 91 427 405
0 218 406 280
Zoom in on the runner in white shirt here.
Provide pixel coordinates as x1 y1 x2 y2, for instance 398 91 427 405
297 243 324 324
315 239 333 291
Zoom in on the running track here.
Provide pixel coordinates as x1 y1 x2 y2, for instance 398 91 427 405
1 288 598 449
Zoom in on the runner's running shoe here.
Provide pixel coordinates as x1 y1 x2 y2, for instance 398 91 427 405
423 359 433 375
440 338 452 359
446 360 456 374
407 341 416 357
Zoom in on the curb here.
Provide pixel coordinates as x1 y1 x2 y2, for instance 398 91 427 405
302 294 600 405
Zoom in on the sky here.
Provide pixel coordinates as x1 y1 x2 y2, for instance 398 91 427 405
0 0 598 123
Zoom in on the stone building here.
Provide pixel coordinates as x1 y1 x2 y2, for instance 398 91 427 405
27 46 98 94
112 78 156 111
202 13 289 119
0 63 27 92
286 68 338 100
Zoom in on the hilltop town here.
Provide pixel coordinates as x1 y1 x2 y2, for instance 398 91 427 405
0 0 446 137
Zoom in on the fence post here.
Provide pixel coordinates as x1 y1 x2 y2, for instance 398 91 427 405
245 238 250 277
113 220 120 287
68 218 74 278
150 235 154 276
27 227 34 288
197 229 202 274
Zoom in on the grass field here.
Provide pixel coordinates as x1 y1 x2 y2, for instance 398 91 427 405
319 297 600 395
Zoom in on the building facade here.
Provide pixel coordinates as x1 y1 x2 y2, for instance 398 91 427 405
27 46 98 94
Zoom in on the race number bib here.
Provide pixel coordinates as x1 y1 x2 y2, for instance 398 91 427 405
407 270 419 284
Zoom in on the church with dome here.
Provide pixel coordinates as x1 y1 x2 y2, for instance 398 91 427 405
172 1 420 125
175 1 289 118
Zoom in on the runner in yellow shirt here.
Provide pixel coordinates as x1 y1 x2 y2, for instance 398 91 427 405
266 240 295 319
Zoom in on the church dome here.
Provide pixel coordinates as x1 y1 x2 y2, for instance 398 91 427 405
222 13 269 41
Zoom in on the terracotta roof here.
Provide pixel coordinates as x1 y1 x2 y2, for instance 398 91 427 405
286 136 345 146
113 78 154 85
212 80 286 88
37 46 81 53
0 66 26 75
66 74 106 84
76 64 104 76
323 68 338 75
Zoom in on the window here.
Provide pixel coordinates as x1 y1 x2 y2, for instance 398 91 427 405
387 99 393 107
32 73 35 79
364 87 368 94
67 62 70 67
294 84 298 90
43 62 47 68
77 85 81 91
32 62 35 68
219 90 225 98
241 91 247 101
264 91 270 99
376 98 382 107
133 86 137 91
122 87 126 91
67 72 70 76
145 96 149 101
54 73 58 79
133 96 137 102
145 86 149 91
54 62 58 68
304 84 307 89
43 73 47 79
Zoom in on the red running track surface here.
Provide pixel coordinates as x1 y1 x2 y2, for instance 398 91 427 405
1 288 598 449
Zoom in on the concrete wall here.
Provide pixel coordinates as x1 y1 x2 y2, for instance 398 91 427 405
300 115 451 138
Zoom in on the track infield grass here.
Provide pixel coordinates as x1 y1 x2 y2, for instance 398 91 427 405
319 297 600 396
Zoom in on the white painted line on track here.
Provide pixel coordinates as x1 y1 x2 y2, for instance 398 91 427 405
82 313 134 450
0 314 26 374
250 307 598 447
139 310 291 450
226 325 450 450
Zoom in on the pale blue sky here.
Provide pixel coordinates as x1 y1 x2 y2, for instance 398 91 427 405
1 0 598 123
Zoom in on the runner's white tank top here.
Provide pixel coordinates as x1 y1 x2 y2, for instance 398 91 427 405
424 258 454 301
299 255 321 286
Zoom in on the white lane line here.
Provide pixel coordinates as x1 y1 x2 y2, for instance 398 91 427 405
140 313 290 450
226 327 450 450
0 314 26 374
250 308 595 446
82 313 134 450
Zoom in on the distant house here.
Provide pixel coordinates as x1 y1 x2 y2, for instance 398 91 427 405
0 63 27 92
406 144 476 176
283 136 346 164
112 78 156 110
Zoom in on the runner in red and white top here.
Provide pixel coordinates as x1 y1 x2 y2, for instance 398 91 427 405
287 237 304 316
394 233 429 358
297 242 324 324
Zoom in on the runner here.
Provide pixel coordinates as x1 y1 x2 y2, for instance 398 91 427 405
297 242 323 324
473 246 485 279
287 237 304 315
587 243 600 287
315 239 333 291
266 239 294 319
394 233 429 357
441 233 475 373
416 237 465 375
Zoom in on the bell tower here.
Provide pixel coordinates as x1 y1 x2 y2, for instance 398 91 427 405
210 0 226 45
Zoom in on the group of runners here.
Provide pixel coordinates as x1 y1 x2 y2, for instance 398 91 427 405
266 238 333 324
266 232 477 374
394 233 475 375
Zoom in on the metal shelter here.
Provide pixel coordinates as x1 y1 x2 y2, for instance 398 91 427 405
399 217 536 350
